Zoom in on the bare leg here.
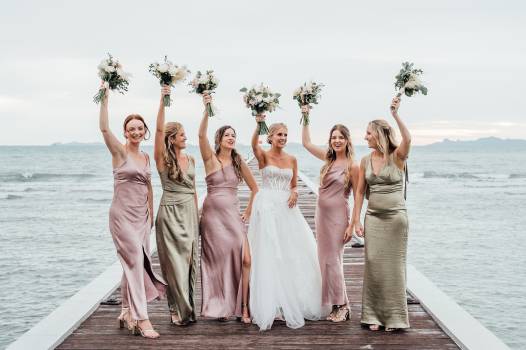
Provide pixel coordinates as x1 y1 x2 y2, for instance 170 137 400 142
241 237 251 323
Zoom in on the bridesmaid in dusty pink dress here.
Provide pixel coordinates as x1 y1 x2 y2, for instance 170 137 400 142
300 105 359 322
198 94 258 322
99 89 166 339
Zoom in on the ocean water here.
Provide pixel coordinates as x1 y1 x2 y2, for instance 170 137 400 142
0 144 525 349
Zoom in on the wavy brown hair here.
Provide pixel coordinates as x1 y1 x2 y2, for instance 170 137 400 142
214 125 243 182
163 122 186 182
368 119 398 163
320 124 355 192
123 114 151 140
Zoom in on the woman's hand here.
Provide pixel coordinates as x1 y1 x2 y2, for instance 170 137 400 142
354 221 364 237
255 113 266 124
202 93 212 117
241 208 251 223
287 190 298 208
161 85 171 98
390 96 401 116
343 223 354 243
300 104 311 115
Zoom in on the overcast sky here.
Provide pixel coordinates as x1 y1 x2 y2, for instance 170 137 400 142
1 0 525 145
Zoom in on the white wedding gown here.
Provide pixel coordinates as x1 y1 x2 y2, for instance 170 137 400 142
248 165 323 330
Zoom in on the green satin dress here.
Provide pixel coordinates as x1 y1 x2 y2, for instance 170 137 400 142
361 153 410 329
155 159 199 323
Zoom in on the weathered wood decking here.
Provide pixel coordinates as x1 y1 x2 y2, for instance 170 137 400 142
56 159 459 350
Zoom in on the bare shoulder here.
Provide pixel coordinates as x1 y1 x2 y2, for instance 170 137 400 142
360 155 368 166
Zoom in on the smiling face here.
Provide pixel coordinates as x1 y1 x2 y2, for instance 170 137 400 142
171 127 187 149
220 127 236 151
330 129 348 154
124 119 147 144
269 126 288 148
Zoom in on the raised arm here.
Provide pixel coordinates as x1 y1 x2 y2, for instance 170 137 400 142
351 157 367 237
154 86 170 170
198 94 215 166
287 156 299 208
391 97 411 164
251 114 266 168
98 91 125 165
301 105 326 160
239 158 259 222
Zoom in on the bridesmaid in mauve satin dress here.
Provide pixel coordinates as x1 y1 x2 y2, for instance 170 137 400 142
153 86 199 326
352 96 411 331
197 94 258 322
98 88 166 339
300 105 359 323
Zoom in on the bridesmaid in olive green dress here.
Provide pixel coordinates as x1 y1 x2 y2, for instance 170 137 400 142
154 86 199 326
350 96 411 331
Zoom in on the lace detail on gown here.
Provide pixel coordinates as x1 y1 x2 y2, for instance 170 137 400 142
260 165 293 191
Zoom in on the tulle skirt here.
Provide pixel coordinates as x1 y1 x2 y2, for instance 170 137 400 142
248 188 324 330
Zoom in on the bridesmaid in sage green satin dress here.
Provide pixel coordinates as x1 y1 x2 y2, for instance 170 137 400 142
154 86 199 326
350 96 411 331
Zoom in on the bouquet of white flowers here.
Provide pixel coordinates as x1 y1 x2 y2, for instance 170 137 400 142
394 62 428 99
189 70 218 117
240 84 281 135
149 56 190 107
293 81 324 126
93 53 131 104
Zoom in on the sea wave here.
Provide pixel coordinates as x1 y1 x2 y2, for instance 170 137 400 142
0 172 96 182
3 194 23 200
423 171 479 179
509 173 526 179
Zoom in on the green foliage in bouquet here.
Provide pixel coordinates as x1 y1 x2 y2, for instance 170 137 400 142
93 53 130 104
394 62 428 97
240 84 281 135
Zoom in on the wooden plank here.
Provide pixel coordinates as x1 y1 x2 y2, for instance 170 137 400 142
56 159 459 349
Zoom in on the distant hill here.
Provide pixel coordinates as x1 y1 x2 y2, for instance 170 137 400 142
422 137 526 150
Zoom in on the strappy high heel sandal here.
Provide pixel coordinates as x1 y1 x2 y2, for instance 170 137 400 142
131 320 160 339
240 303 251 324
369 324 380 331
117 307 130 329
170 313 188 326
326 305 338 321
331 305 350 323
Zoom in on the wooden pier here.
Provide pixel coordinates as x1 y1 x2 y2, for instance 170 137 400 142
10 159 509 349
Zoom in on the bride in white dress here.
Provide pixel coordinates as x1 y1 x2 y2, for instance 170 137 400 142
248 115 323 330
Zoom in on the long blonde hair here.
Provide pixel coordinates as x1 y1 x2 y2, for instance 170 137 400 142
368 119 398 162
266 123 288 145
163 122 185 182
320 124 354 192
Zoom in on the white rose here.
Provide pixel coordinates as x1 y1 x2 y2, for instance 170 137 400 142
168 66 177 76
293 88 301 96
104 65 116 73
405 75 421 89
158 63 169 73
